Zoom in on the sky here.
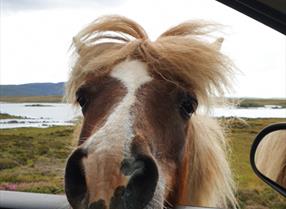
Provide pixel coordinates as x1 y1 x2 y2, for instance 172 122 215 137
0 0 285 98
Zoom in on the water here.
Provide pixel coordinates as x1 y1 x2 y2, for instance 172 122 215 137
0 103 285 129
212 107 286 118
0 103 81 129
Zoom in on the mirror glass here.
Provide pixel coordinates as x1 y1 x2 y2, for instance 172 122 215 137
255 130 286 189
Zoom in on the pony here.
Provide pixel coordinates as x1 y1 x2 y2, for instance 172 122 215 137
64 15 237 209
255 130 286 188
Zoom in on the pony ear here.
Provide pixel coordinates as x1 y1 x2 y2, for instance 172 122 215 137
176 115 237 208
211 37 224 50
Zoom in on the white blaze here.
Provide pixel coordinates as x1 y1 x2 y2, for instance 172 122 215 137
83 60 152 155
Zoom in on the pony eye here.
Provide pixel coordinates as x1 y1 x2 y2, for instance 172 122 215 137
180 93 198 119
77 95 87 108
76 88 89 110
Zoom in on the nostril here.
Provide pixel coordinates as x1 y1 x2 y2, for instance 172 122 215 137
119 155 159 209
65 148 88 209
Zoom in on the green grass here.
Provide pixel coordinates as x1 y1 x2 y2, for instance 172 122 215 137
225 117 286 209
0 95 63 103
0 113 25 119
0 119 285 208
0 126 74 193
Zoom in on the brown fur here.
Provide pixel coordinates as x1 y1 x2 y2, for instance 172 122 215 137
77 77 126 144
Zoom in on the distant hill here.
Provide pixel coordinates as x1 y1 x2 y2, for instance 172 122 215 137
0 82 65 97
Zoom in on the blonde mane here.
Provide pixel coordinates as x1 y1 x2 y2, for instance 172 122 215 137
66 15 237 208
181 115 237 208
256 130 286 187
66 15 233 108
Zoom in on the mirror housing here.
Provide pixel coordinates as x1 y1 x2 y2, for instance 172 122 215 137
250 122 286 197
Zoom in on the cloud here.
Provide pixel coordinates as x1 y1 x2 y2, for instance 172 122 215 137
2 0 123 12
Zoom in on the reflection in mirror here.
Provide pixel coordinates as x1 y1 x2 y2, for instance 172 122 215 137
255 130 286 189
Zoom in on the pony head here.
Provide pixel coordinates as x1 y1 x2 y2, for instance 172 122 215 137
64 16 236 209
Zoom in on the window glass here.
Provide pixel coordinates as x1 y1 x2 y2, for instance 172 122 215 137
0 1 285 208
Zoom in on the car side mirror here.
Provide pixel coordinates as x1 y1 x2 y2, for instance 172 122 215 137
250 123 286 197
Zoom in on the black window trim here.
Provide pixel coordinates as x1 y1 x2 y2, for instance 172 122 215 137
215 0 286 35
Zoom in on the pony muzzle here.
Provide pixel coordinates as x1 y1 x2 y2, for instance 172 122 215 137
65 148 159 209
